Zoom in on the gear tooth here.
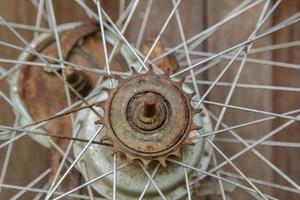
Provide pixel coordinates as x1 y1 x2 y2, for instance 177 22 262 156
188 92 196 99
190 123 202 131
164 67 170 78
175 79 184 89
184 137 195 146
111 145 121 155
100 134 112 142
192 108 202 116
157 157 167 167
125 154 135 163
143 159 151 170
95 101 105 108
94 118 104 125
169 148 181 158
174 148 182 158
131 66 139 76
117 77 126 86
146 65 155 76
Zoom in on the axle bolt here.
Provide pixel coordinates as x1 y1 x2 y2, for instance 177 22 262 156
143 93 157 118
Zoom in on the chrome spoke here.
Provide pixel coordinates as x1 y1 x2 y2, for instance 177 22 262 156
53 163 128 200
139 162 167 200
151 0 263 64
212 153 227 200
142 0 181 64
0 1 300 199
204 138 268 200
168 159 278 200
112 154 117 200
171 12 300 78
135 0 153 50
46 126 104 199
215 137 300 148
10 168 51 200
138 163 160 200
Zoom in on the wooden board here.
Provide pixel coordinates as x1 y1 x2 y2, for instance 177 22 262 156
0 0 299 199
206 1 273 199
272 0 300 199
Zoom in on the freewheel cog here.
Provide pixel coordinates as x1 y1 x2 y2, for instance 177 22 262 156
96 67 202 168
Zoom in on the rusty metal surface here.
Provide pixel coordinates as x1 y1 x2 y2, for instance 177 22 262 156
41 23 99 66
100 68 201 168
17 23 128 196
141 38 179 74
17 20 190 196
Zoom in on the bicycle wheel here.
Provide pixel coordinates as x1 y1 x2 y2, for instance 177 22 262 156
0 0 299 199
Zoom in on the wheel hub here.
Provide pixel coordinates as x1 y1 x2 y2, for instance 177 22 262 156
100 69 200 168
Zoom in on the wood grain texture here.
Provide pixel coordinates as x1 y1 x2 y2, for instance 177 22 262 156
0 0 118 199
206 1 273 199
0 0 299 199
272 0 300 199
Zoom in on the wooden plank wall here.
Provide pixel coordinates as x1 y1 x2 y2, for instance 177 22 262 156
206 1 273 199
272 1 300 199
0 0 299 199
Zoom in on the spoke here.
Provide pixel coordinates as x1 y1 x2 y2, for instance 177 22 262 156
113 154 117 200
204 138 268 200
185 79 300 93
0 16 101 118
0 39 131 77
118 0 126 19
202 100 300 122
138 163 160 200
180 0 280 114
220 170 300 194
168 159 278 200
152 0 263 64
96 0 112 79
46 126 104 199
214 52 247 130
0 21 50 33
250 40 300 54
197 113 300 191
0 116 19 193
216 137 300 148
30 0 48 20
138 162 167 200
33 181 50 200
53 163 128 200
47 0 74 125
207 110 300 191
100 8 148 71
0 183 103 200
179 50 300 71
212 153 227 200
171 12 300 78
46 125 82 195
142 0 181 64
172 0 200 99
195 108 300 139
10 168 51 200
0 84 103 140
136 0 153 50
194 47 244 108
176 0 256 62
94 0 139 83
182 153 192 200
115 0 136 26
214 0 277 130
33 0 45 38
80 162 95 200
